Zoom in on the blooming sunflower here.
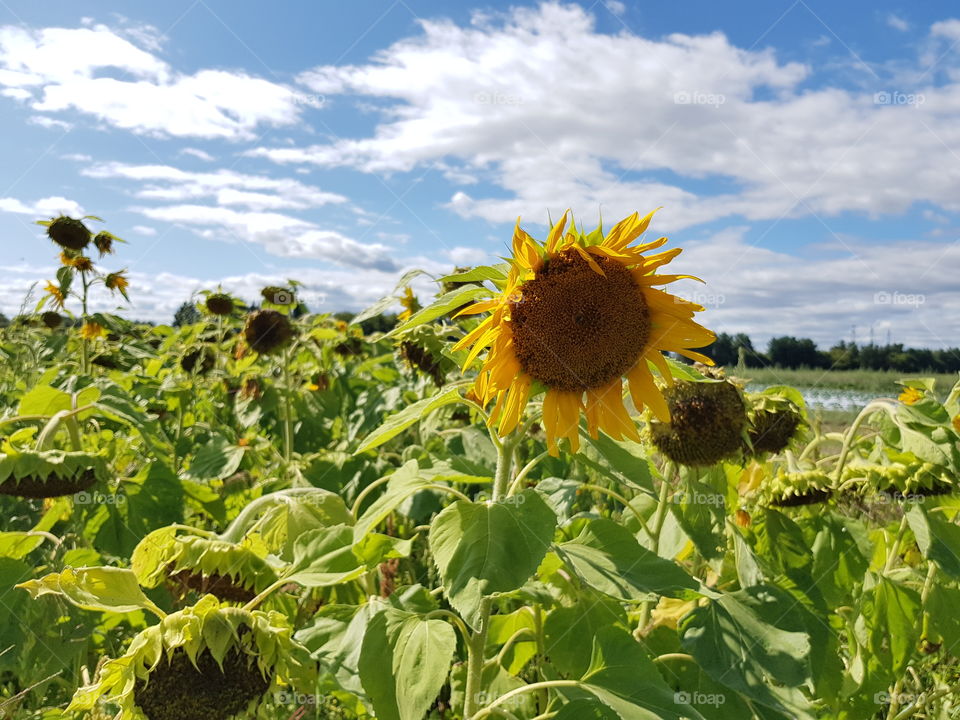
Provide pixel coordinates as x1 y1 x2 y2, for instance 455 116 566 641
454 209 715 455
44 281 66 310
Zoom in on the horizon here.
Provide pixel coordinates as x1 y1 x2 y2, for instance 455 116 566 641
2 1 960 348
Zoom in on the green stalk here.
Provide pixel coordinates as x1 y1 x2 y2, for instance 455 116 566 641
636 463 674 633
282 345 295 463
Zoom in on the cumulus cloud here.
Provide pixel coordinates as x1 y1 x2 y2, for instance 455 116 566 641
0 24 307 139
246 3 960 232
83 161 349 211
0 195 84 217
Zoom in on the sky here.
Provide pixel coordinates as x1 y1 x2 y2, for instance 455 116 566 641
1 0 959 350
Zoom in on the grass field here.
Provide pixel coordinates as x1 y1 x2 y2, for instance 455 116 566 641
729 366 959 394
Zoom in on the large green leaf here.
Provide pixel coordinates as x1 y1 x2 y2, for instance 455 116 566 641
186 434 246 481
17 566 158 614
386 285 491 337
429 489 557 628
358 608 457 720
906 504 960 578
18 384 71 416
555 519 701 602
867 576 920 676
355 388 464 454
286 524 366 587
680 586 815 718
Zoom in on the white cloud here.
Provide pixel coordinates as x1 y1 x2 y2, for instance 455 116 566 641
0 24 307 139
887 14 910 32
28 115 71 130
62 152 92 162
179 147 216 162
0 195 84 217
245 3 960 233
135 203 400 272
131 225 157 236
83 161 349 211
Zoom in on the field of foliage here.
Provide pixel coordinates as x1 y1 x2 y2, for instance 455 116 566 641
1 212 960 720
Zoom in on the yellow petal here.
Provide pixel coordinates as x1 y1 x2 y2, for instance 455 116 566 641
574 245 606 276
545 210 570 254
627 362 670 422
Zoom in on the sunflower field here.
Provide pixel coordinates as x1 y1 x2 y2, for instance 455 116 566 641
2 211 960 720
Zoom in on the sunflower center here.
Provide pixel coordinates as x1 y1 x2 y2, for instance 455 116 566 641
509 248 650 392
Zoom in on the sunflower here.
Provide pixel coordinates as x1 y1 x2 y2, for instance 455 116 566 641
454 209 715 455
399 286 421 321
80 321 105 340
105 271 130 299
44 281 66 310
899 387 924 405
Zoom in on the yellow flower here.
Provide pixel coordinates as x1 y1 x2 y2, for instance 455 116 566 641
335 320 348 332
80 322 105 340
952 414 960 433
455 209 715 456
899 387 924 405
104 271 130 299
399 286 420 321
44 281 66 310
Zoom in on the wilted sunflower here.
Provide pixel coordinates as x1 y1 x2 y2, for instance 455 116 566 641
45 216 91 251
205 292 235 316
93 231 117 256
455 210 715 455
244 310 293 354
647 378 748 466
104 271 130 299
41 311 63 329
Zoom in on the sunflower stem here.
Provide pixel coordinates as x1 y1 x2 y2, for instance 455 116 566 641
281 345 295 463
636 463 674 633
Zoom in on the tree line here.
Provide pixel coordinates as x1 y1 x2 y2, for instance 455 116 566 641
703 333 960 373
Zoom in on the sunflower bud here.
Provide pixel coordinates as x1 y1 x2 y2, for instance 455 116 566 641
41 311 63 329
647 379 747 467
747 394 804 456
93 231 114 256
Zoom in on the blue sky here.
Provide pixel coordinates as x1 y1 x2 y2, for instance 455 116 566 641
2 0 960 349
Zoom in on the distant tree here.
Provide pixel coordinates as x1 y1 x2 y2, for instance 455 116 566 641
0 313 8 328
768 336 828 369
173 302 201 327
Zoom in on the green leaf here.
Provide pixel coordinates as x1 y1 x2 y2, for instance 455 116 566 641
17 567 157 614
906 504 960 578
353 533 415 567
18 384 71 417
186 434 245 481
286 524 365 587
439 264 509 286
429 489 557 628
680 586 815 718
868 577 920 676
555 519 701 602
0 532 49 560
386 286 491 338
352 269 427 325
355 388 464 455
358 608 457 720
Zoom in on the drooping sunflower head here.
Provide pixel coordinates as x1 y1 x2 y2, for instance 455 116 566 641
45 216 91 251
93 231 117 256
646 379 748 467
454 209 715 456
205 292 235 316
746 390 806 457
243 310 294 355
41 311 63 329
